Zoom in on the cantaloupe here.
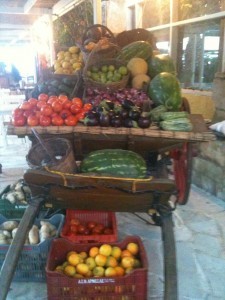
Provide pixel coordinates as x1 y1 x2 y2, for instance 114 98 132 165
132 74 151 90
127 58 148 77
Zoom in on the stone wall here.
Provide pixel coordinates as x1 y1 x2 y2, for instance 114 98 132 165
191 73 225 202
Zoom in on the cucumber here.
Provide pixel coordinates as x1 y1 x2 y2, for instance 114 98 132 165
160 111 189 121
160 118 193 132
80 149 147 178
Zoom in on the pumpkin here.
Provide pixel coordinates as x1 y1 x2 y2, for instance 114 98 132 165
127 57 148 77
132 74 151 90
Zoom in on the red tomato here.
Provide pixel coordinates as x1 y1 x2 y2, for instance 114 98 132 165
77 224 86 234
52 100 63 113
28 98 38 107
87 221 97 230
20 102 32 111
35 111 42 119
38 93 48 101
76 110 86 121
59 109 72 120
37 100 48 110
70 225 78 234
64 115 78 126
70 218 80 226
13 115 26 126
40 105 53 116
27 115 39 126
23 110 33 119
83 103 93 112
39 115 51 126
51 115 64 126
12 108 24 118
58 94 68 102
47 96 58 105
70 104 82 115
71 97 83 108
62 100 72 110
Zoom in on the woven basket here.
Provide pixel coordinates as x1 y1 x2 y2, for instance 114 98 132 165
79 24 118 62
26 138 77 173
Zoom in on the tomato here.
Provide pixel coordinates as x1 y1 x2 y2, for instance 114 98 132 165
71 97 83 108
40 105 53 116
51 115 64 126
39 115 51 126
59 109 72 120
13 115 26 126
37 100 48 110
35 111 42 119
47 96 58 105
64 115 78 126
70 104 82 115
75 110 86 121
52 100 63 113
23 110 33 119
20 102 32 111
58 94 68 102
83 103 93 112
12 108 24 118
38 93 48 101
62 100 72 110
27 115 39 126
28 98 38 107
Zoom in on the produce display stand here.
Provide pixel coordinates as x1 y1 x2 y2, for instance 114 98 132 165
0 116 215 300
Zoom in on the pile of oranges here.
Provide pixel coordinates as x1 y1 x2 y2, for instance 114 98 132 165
55 242 141 278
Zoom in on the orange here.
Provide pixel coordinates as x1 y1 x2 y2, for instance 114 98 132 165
105 267 117 277
64 264 76 276
121 257 135 269
99 244 112 257
79 251 88 260
121 249 133 258
66 251 77 260
93 266 105 277
105 256 118 268
85 257 96 270
114 266 125 277
126 242 139 256
111 246 122 260
67 253 82 266
89 246 99 258
76 263 89 275
95 254 107 267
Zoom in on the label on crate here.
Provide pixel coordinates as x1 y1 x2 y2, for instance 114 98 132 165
78 278 115 285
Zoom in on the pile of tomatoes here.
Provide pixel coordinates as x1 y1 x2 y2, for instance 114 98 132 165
12 93 93 127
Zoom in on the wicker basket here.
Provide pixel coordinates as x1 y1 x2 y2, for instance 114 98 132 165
83 55 130 91
80 24 118 62
26 138 77 173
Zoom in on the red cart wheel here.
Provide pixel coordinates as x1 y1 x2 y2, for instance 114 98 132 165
170 142 193 205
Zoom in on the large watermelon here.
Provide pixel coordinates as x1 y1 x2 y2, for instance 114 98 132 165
147 72 182 111
117 41 153 63
80 149 147 178
147 54 176 78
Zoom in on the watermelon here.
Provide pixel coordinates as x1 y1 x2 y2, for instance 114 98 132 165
117 41 153 63
80 149 147 179
147 54 176 78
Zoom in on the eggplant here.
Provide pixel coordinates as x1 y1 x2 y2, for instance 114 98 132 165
129 107 141 121
120 108 129 119
121 99 134 110
123 118 136 128
99 108 110 127
111 115 122 127
99 99 114 110
82 111 99 126
138 116 151 128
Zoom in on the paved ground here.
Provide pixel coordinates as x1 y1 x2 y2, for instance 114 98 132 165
1 135 225 300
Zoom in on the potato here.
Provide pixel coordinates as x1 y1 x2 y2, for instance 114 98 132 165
28 225 39 245
40 221 56 233
0 220 19 231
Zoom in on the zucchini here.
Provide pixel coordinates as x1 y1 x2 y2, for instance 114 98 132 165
160 118 193 132
149 105 167 122
160 111 189 121
80 149 147 178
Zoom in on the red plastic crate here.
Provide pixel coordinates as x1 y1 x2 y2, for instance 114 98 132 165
46 236 148 300
60 210 118 243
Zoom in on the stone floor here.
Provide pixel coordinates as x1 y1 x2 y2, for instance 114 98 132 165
1 135 225 300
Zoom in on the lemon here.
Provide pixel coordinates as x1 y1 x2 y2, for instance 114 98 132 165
69 46 79 54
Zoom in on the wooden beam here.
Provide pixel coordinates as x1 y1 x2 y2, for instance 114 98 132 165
24 0 38 13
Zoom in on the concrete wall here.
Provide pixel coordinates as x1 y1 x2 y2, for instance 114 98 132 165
190 73 225 202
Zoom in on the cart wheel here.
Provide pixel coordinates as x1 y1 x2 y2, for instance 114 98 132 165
170 142 193 205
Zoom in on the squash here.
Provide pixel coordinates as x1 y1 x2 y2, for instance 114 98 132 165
127 58 148 77
132 74 151 90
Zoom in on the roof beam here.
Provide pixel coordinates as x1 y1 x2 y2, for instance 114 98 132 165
0 24 30 30
0 7 52 15
24 0 38 13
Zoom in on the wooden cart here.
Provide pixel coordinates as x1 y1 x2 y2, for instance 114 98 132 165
0 116 215 300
